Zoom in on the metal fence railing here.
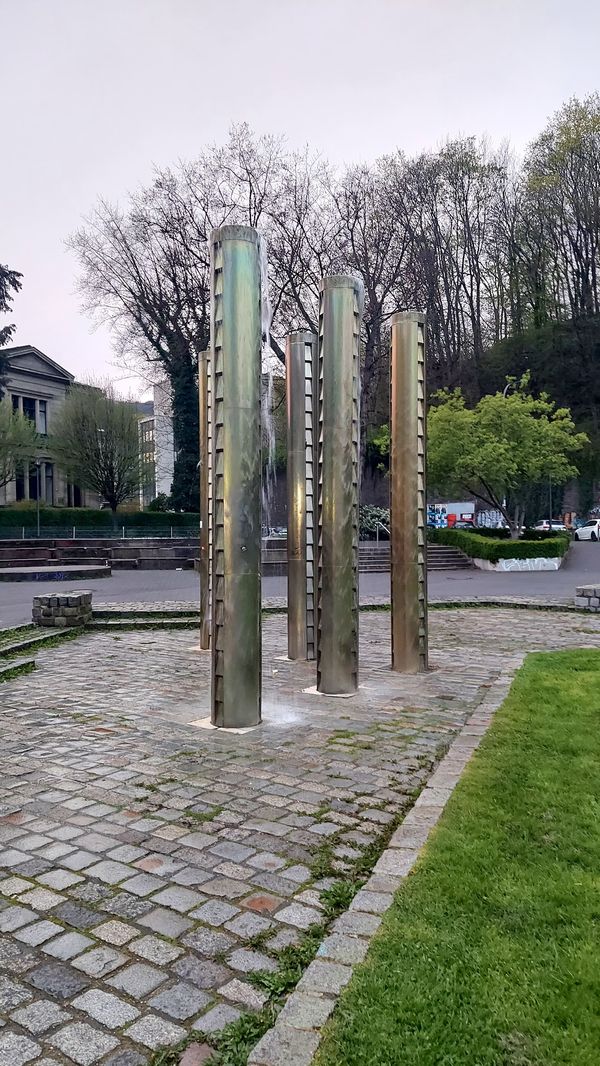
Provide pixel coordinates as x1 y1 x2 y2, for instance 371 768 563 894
0 527 199 541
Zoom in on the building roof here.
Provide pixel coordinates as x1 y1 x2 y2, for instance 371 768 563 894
4 345 75 385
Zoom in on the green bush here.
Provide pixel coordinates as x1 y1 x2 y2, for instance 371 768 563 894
468 527 511 539
0 506 199 536
147 494 172 513
359 505 390 539
428 527 570 561
520 528 566 541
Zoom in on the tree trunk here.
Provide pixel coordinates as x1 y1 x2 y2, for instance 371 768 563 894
510 504 524 539
170 353 200 512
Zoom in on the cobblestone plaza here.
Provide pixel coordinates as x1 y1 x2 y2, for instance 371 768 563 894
1 608 599 1064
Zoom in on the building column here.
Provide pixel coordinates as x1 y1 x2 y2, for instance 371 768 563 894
390 311 428 673
316 276 363 696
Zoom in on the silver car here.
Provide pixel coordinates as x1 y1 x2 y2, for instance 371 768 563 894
533 520 567 532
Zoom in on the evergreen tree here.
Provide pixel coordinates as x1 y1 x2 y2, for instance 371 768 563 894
0 262 23 399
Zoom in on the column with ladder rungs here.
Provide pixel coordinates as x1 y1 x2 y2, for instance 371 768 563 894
199 349 211 650
316 276 364 695
286 331 317 660
390 311 428 673
210 225 262 727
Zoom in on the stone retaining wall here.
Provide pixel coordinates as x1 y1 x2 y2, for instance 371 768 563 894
574 584 600 610
32 590 93 627
473 556 562 572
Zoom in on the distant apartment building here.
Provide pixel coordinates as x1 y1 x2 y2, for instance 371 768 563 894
0 345 98 508
138 381 175 508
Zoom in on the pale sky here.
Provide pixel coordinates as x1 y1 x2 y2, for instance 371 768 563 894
2 0 599 396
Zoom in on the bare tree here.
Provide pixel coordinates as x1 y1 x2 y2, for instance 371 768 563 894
70 101 600 507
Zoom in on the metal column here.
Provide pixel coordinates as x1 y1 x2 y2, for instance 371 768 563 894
210 225 262 727
198 349 211 650
316 276 363 695
390 311 428 673
286 331 317 661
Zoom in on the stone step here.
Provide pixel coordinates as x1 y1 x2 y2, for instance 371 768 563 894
0 564 112 582
0 556 111 570
110 557 195 571
0 630 70 659
112 546 193 559
88 617 200 630
0 547 51 562
0 658 36 682
93 607 200 618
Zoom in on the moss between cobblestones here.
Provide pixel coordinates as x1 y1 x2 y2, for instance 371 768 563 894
181 805 224 824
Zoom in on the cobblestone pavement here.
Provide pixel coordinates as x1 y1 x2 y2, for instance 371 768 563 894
1 609 599 1064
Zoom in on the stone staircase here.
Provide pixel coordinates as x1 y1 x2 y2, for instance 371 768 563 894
0 537 197 572
358 543 472 572
0 536 473 575
427 544 473 570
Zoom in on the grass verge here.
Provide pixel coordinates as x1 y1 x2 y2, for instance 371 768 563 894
316 649 600 1066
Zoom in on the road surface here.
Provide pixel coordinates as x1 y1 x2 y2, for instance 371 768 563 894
1 542 598 628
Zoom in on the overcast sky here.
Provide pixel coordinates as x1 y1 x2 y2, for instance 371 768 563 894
2 0 599 396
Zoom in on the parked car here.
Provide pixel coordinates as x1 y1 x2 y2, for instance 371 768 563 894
533 520 568 532
574 519 600 541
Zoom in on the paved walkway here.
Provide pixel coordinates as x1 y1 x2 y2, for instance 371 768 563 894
0 609 599 1064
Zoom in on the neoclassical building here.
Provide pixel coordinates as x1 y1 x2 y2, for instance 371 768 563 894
0 345 98 507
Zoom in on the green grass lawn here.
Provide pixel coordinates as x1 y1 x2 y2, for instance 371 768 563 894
316 650 600 1066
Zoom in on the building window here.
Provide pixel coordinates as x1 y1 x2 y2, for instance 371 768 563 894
11 394 19 412
67 483 82 508
15 469 25 501
45 464 54 505
29 464 40 501
38 400 47 435
22 397 36 424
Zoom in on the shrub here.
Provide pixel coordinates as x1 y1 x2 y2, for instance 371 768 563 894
469 527 512 539
0 506 199 537
147 493 172 512
520 528 566 541
359 505 390 539
428 527 570 561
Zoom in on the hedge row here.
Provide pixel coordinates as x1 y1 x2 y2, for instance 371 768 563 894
428 527 571 562
429 527 564 541
0 507 199 532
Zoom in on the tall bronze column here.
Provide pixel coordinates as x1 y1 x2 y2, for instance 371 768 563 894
390 311 428 673
210 225 262 727
198 349 211 650
287 331 317 661
316 276 363 695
